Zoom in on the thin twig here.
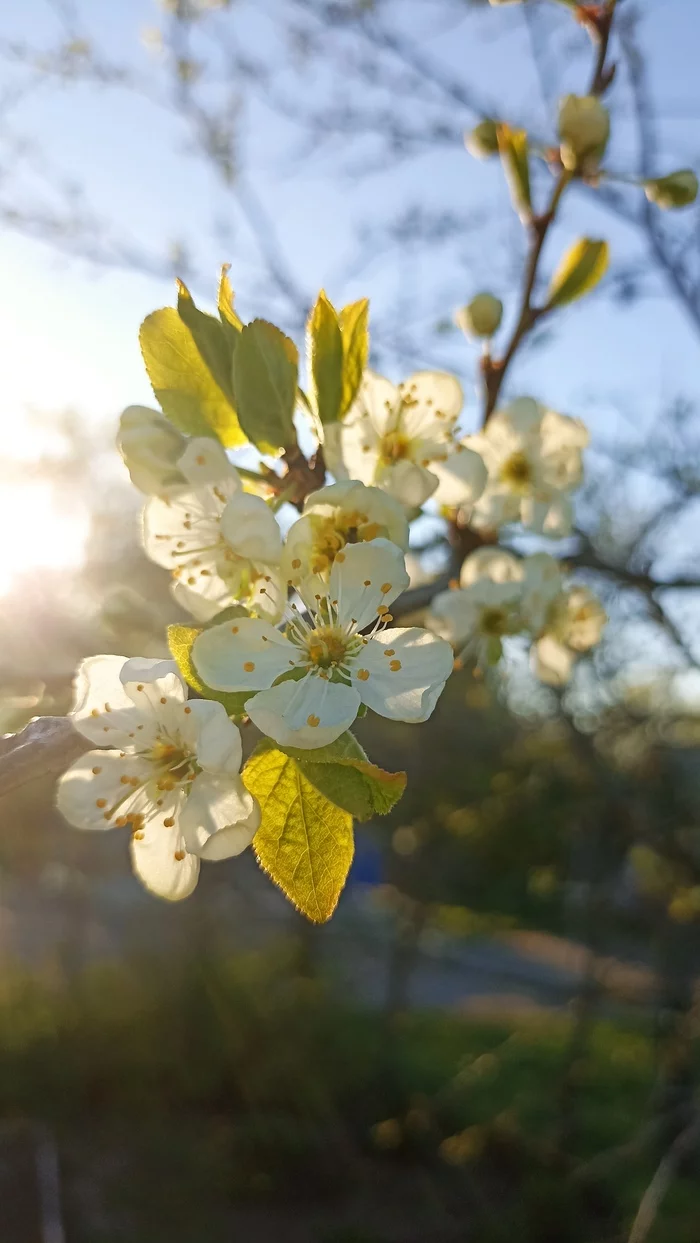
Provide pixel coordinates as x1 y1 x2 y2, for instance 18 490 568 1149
627 1113 700 1243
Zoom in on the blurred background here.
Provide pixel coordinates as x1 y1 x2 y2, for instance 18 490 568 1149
2 1 700 1240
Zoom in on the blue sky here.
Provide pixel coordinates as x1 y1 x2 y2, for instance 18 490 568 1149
1 0 699 456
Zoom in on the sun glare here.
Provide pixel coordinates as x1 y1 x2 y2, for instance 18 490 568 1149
0 483 87 596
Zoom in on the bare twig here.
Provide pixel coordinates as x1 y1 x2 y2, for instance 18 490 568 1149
0 717 86 801
627 1112 700 1243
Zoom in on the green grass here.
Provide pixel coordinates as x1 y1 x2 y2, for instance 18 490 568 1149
0 950 697 1241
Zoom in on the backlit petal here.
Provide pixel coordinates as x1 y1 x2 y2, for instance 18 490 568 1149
329 538 409 631
352 628 453 723
245 676 360 749
192 618 294 692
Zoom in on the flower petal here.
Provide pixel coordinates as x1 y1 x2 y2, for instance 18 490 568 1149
70 655 143 746
178 438 241 488
339 418 379 487
245 676 360 749
352 628 453 723
431 444 488 508
184 700 243 775
398 370 463 440
56 749 153 831
180 772 260 860
130 804 200 901
350 371 401 436
171 577 231 621
219 492 282 565
329 538 409 631
375 460 438 508
532 636 574 686
248 567 286 622
142 490 225 571
192 618 294 692
459 547 523 587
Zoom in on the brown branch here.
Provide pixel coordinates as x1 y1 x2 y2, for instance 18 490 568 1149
627 1112 700 1243
0 717 86 801
481 0 618 424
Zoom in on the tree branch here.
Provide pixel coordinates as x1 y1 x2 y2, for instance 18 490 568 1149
0 717 86 801
627 1112 700 1243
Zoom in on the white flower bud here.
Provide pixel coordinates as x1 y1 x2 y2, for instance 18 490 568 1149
558 95 610 173
644 170 698 210
455 293 503 339
465 119 500 160
117 406 188 496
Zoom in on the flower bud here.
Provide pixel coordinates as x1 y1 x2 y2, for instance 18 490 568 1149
455 293 503 339
558 95 610 173
465 119 499 160
117 405 188 496
644 169 698 210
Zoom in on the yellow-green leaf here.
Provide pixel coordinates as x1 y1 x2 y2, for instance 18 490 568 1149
243 744 354 923
256 731 406 821
231 318 299 453
546 238 609 309
307 290 343 426
339 297 370 416
217 263 244 331
167 622 250 718
139 307 245 447
176 279 236 404
497 124 532 223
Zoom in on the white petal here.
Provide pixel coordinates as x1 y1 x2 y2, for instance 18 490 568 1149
130 805 200 901
329 538 409 631
171 578 231 621
56 750 153 831
521 553 563 632
180 772 259 860
501 397 543 435
219 492 282 564
178 437 241 488
192 618 294 692
532 636 574 686
352 628 453 723
542 494 574 537
245 676 360 749
248 567 286 622
431 444 488 508
185 701 243 774
142 490 224 571
340 418 379 486
304 480 410 550
350 371 401 436
70 655 144 746
429 589 480 647
321 421 349 480
375 460 438 507
398 370 463 441
460 547 523 587
470 488 520 532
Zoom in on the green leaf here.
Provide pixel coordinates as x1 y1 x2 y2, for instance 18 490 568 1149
339 297 370 416
497 124 532 223
307 290 343 426
176 279 236 404
243 743 354 923
139 307 246 447
254 732 406 822
545 238 609 309
231 318 299 453
217 263 244 331
167 622 251 718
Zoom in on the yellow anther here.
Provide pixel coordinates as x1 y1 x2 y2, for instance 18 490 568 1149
244 661 255 672
95 798 107 809
92 766 102 775
307 714 320 727
357 669 370 681
381 582 392 594
390 659 402 671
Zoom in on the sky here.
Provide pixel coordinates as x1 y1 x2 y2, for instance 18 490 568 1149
0 0 699 595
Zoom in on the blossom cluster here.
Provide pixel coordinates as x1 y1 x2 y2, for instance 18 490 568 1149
58 368 603 902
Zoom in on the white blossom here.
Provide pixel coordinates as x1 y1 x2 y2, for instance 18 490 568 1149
522 554 606 685
117 405 187 496
463 398 588 535
143 437 284 622
192 539 454 750
56 656 260 901
338 371 464 508
429 546 525 669
282 480 409 603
